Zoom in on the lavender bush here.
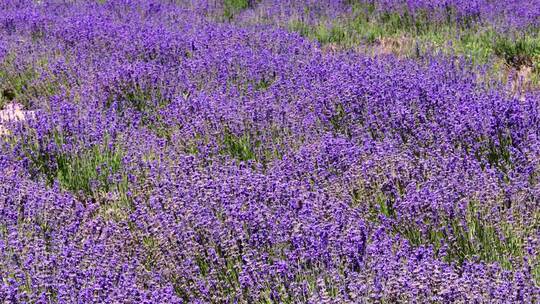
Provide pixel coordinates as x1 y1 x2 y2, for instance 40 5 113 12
0 0 539 302
236 0 540 31
234 0 540 84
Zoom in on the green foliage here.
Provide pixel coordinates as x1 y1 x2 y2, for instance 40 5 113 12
289 20 351 46
254 76 274 91
289 20 312 38
355 179 527 271
330 103 351 137
24 131 128 201
221 128 257 162
142 235 159 271
56 141 125 196
314 24 348 45
453 30 495 62
375 192 396 218
493 35 540 69
215 125 291 166
0 55 59 109
223 0 250 20
400 202 524 269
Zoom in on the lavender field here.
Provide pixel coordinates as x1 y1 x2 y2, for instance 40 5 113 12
0 0 539 302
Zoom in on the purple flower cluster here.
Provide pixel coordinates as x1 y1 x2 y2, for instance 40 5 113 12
0 0 539 302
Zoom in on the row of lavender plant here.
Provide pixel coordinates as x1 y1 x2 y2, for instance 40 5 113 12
367 0 540 30
234 0 540 31
0 0 538 302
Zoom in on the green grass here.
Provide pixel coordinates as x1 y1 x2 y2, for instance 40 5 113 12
289 20 354 48
142 235 159 271
55 141 126 197
217 125 294 166
493 35 540 69
0 54 60 110
223 0 251 20
24 131 129 202
253 76 274 91
221 127 258 162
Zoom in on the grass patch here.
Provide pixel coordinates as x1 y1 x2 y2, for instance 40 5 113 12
218 125 291 165
289 20 352 47
142 235 159 271
493 35 540 69
55 139 126 197
253 76 274 91
221 127 258 162
287 19 349 48
0 54 59 109
23 130 129 202
223 0 251 20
